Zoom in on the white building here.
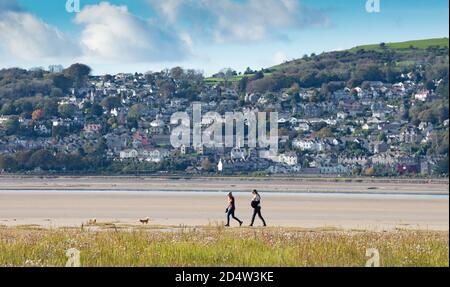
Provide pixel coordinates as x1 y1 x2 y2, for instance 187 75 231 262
120 149 139 159
217 159 223 172
414 90 430 102
295 123 310 132
230 147 247 160
143 149 169 163
320 165 351 175
279 152 298 166
292 139 325 152
337 112 348 120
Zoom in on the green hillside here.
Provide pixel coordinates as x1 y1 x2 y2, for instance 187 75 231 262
351 38 449 52
267 38 448 73
206 38 449 84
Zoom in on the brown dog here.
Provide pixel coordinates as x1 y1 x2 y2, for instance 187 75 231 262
139 217 150 224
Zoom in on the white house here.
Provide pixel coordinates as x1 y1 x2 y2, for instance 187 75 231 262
295 123 310 132
120 149 139 160
0 116 12 125
142 149 170 163
292 139 324 152
337 112 348 120
279 152 298 166
230 147 247 160
414 90 430 102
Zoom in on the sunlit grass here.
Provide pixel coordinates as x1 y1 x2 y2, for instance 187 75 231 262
0 226 447 267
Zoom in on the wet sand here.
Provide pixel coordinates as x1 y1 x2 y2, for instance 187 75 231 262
0 176 448 194
0 189 448 231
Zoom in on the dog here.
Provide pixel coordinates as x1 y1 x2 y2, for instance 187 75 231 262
139 217 150 224
87 218 97 225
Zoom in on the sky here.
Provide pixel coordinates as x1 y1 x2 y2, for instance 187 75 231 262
0 0 448 76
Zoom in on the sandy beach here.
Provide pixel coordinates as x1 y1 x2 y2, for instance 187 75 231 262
0 176 448 231
0 176 448 194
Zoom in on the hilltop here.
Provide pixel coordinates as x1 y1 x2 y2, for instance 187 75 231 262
271 38 449 72
206 38 449 85
351 38 449 52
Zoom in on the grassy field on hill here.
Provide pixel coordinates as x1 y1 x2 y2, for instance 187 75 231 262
270 38 449 71
205 74 253 84
0 226 448 267
204 38 448 84
205 73 272 84
352 38 449 51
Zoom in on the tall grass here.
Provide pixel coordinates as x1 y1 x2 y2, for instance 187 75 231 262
0 227 448 267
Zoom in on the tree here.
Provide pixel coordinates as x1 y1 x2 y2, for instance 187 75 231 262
52 125 67 139
38 98 58 119
5 116 20 135
0 102 16 115
28 149 55 170
247 77 275 94
352 166 362 176
434 156 449 175
90 103 104 117
365 167 375 176
244 67 254 75
316 127 334 139
58 104 77 119
253 71 264 80
101 96 122 111
31 109 43 121
55 153 85 171
128 104 146 120
16 99 33 116
126 117 138 129
377 132 387 142
238 77 249 94
157 80 176 99
170 67 184 80
51 74 73 92
0 154 18 172
50 88 64 98
201 158 212 172
63 64 91 89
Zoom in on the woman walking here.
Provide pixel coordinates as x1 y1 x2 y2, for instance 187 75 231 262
250 190 267 227
225 192 243 227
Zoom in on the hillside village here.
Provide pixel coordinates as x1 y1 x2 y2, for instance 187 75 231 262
0 45 449 177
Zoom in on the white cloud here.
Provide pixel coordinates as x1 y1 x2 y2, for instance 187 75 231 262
74 2 189 63
0 10 79 61
0 1 190 66
273 51 289 65
148 0 331 43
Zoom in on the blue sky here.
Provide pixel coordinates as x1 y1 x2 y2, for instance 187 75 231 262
0 0 448 75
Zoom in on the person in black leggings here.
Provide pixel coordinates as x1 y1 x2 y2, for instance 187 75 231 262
225 192 243 227
249 190 267 227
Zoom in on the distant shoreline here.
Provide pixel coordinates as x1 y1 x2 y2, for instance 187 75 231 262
0 175 448 195
1 174 449 183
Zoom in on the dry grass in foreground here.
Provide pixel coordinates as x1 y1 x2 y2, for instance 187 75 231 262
0 226 448 267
